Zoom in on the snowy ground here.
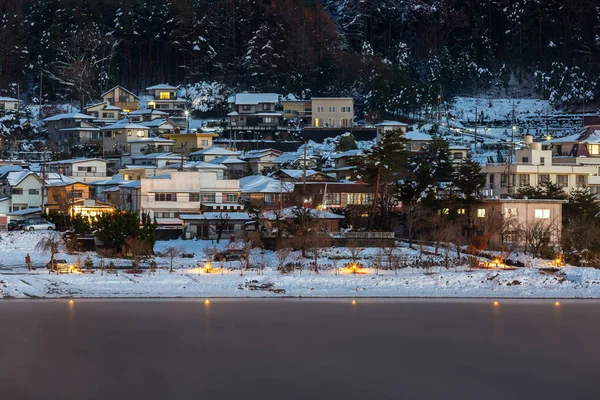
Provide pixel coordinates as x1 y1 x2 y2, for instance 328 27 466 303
2 232 600 299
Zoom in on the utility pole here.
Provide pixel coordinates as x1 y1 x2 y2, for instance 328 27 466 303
302 141 307 189
39 71 43 120
507 101 516 197
41 146 46 216
474 101 478 151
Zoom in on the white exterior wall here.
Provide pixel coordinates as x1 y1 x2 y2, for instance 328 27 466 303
11 175 43 211
140 172 240 226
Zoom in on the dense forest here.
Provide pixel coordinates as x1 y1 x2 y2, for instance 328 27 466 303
1 0 599 116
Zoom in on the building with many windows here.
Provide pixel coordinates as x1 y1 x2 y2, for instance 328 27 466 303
227 93 282 130
311 98 353 128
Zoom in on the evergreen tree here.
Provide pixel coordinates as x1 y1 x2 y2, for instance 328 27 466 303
451 156 486 238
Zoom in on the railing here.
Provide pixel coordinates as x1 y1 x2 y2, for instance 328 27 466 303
70 172 107 177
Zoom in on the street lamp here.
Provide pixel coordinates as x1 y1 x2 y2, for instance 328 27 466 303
184 110 190 133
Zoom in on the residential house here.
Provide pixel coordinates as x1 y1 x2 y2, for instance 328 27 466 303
481 136 599 198
162 131 219 156
240 148 282 174
46 158 108 181
87 175 127 204
475 199 564 245
127 109 169 123
0 96 19 112
326 149 363 180
118 180 141 212
101 86 140 112
139 171 241 233
0 169 44 212
43 173 90 212
180 212 252 240
292 182 376 211
118 166 180 181
84 102 124 125
449 145 469 163
127 138 175 158
282 100 312 124
190 147 240 162
129 152 183 168
259 207 345 233
239 175 295 210
182 161 228 180
405 131 433 152
311 98 353 128
375 121 409 142
146 84 186 115
547 125 600 165
227 93 281 130
273 152 320 170
272 169 337 183
100 121 151 155
207 156 247 179
43 113 100 151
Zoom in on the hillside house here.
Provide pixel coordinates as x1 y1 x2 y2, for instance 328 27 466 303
0 96 19 112
239 175 294 210
240 148 282 174
227 93 281 130
190 147 240 162
375 121 409 142
282 100 312 124
146 84 186 115
101 86 140 112
162 132 219 156
311 98 353 128
46 158 108 181
180 212 252 240
100 122 151 155
43 113 99 151
84 102 124 125
0 170 43 212
207 156 247 179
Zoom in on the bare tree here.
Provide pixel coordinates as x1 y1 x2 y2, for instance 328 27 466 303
523 220 557 258
306 234 332 274
212 212 231 244
275 240 292 273
36 234 62 272
125 236 150 273
163 246 183 273
347 239 364 265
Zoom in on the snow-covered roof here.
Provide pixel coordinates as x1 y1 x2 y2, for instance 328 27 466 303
278 169 319 178
43 113 96 122
101 122 149 130
6 171 39 186
226 111 239 116
405 131 433 141
240 175 294 193
88 175 126 186
549 133 581 144
138 118 174 128
132 152 181 160
146 84 178 90
180 212 252 221
58 127 101 132
101 85 140 99
42 173 83 187
375 120 409 127
449 145 469 150
261 207 344 220
46 157 107 165
331 149 364 159
229 93 279 105
0 96 19 102
241 148 282 160
183 161 227 170
127 137 175 144
6 207 42 216
119 180 141 188
190 147 240 157
0 165 24 176
208 156 247 165
128 109 168 116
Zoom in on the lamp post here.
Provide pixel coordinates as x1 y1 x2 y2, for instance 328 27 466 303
185 110 190 133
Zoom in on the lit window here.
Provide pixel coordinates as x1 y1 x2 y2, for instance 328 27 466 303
457 209 465 215
137 130 145 137
589 144 600 155
127 130 132 136
159 92 171 100
504 208 518 218
477 209 485 218
535 209 550 219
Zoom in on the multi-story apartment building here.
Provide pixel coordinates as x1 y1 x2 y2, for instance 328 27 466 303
139 171 241 233
43 113 99 151
282 100 312 124
481 135 600 198
46 158 108 181
311 98 353 128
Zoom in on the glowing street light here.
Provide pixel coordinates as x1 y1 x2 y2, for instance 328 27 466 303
184 110 190 133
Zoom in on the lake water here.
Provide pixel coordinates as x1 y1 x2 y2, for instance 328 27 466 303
0 299 599 399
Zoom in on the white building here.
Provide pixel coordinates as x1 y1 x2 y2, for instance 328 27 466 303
46 158 108 181
481 135 600 198
139 171 241 231
375 121 409 142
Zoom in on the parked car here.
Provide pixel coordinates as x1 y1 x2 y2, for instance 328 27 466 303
46 259 69 271
8 219 26 231
22 219 56 231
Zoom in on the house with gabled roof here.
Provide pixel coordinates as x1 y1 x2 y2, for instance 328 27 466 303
162 131 219 155
146 84 186 115
100 121 151 155
101 85 139 112
43 113 100 151
272 169 337 183
189 147 241 162
227 93 281 130
375 120 409 142
46 158 108 180
239 175 295 210
0 96 19 112
207 156 247 179
240 148 282 174
0 168 43 212
84 102 124 125
547 125 600 165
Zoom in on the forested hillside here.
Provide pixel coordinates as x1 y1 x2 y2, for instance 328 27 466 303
1 0 599 116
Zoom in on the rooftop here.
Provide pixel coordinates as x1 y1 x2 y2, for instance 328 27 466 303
228 93 279 105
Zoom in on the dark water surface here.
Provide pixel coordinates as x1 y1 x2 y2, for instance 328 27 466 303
1 299 599 400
